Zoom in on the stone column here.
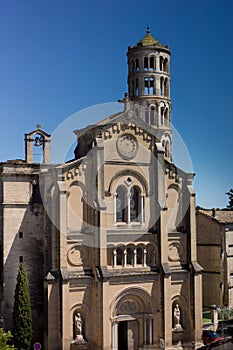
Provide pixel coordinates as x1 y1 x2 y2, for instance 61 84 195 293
113 194 117 223
112 321 118 350
123 249 127 267
113 249 117 268
143 318 147 345
149 318 153 345
141 194 144 223
155 60 160 95
127 193 131 223
133 249 137 267
143 249 147 267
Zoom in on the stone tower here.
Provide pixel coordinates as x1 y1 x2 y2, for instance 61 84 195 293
127 27 172 159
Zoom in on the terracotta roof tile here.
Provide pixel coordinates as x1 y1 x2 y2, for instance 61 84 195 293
199 210 233 223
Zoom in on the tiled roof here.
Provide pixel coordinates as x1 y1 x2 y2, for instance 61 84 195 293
199 210 233 223
134 27 165 48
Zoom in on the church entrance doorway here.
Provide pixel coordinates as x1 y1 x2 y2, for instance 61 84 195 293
118 320 138 350
111 288 154 349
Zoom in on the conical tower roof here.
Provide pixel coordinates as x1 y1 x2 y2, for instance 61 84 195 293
135 27 165 48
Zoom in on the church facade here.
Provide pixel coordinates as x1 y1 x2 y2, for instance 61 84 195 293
0 29 203 350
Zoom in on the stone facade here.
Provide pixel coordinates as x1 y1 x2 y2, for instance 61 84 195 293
0 29 203 349
197 209 233 309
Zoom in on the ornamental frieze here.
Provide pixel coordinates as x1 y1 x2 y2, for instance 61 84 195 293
103 122 152 147
66 162 88 180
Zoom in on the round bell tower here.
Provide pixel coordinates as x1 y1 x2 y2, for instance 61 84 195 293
127 28 172 159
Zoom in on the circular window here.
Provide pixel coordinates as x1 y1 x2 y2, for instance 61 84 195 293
116 134 138 160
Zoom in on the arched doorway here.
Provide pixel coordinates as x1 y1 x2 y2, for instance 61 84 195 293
118 319 138 350
111 288 154 350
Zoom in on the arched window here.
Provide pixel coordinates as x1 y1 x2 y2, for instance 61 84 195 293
164 78 169 96
150 56 155 70
135 58 139 72
137 247 143 264
164 58 168 73
160 106 164 126
135 78 139 96
116 248 123 265
131 79 134 97
114 180 144 225
150 106 156 125
131 60 135 73
130 186 140 222
165 140 170 157
144 78 149 95
144 57 148 70
160 77 164 96
107 247 113 266
164 108 169 126
149 77 154 94
116 186 127 222
127 248 133 265
160 56 163 71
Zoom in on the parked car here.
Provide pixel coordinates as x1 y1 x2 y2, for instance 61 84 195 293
202 330 223 344
222 325 233 337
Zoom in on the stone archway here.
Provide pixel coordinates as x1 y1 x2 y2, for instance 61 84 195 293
118 319 138 350
111 288 154 350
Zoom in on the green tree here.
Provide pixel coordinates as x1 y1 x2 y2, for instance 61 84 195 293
226 189 233 209
0 328 16 349
12 264 32 350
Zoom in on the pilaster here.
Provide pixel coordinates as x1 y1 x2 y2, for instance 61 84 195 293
44 272 61 350
187 174 203 347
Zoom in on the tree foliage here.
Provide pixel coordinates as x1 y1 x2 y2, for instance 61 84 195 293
0 328 15 349
226 189 233 209
12 264 32 350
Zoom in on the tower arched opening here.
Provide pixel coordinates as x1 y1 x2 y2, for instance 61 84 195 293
149 77 155 94
150 56 155 70
144 57 148 70
144 77 149 95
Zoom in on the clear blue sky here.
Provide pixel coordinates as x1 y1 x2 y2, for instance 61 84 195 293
0 0 232 209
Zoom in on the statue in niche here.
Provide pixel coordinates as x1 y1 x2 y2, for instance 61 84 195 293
75 313 82 336
173 304 184 332
72 312 87 344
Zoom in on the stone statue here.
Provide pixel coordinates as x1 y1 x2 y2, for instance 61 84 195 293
173 304 183 332
72 312 87 344
75 313 82 336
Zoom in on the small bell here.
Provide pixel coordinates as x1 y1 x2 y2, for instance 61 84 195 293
34 136 42 147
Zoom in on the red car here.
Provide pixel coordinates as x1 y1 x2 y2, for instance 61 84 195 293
202 330 223 345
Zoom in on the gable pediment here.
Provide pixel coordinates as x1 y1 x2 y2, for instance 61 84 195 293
74 107 161 141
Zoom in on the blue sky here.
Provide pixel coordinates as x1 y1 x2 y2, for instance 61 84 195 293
0 0 232 209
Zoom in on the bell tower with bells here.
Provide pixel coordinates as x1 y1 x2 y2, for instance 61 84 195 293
126 27 172 159
25 124 51 163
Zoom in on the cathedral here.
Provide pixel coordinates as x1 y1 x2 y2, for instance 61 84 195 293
0 29 203 350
